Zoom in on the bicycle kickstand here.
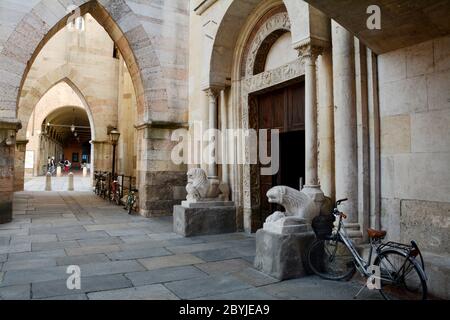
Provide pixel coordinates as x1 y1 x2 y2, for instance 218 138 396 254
353 282 367 299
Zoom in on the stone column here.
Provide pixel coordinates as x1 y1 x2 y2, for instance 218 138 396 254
219 89 230 200
0 119 22 224
297 44 324 208
135 122 188 217
332 21 358 224
318 49 335 201
205 87 219 179
14 140 28 192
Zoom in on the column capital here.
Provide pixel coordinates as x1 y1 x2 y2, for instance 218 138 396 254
203 86 221 98
296 43 324 64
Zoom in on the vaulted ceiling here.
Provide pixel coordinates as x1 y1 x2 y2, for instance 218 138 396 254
304 0 450 54
43 106 91 145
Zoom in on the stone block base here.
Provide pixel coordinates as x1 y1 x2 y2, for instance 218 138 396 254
254 229 315 280
173 205 236 237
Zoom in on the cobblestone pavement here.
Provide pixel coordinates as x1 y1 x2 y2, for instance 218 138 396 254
25 175 92 192
0 192 382 300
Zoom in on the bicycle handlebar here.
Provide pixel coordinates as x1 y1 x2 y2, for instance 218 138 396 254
336 198 348 206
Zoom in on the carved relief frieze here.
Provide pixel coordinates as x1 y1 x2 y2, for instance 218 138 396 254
245 12 291 77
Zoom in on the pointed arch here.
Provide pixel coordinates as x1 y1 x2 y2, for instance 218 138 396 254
0 0 163 122
17 65 97 141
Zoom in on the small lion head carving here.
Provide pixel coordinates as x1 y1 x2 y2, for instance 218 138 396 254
265 185 315 222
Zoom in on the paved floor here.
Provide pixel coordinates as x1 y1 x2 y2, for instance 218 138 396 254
25 175 92 192
0 191 381 300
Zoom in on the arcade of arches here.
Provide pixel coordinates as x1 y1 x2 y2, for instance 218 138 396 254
0 0 449 299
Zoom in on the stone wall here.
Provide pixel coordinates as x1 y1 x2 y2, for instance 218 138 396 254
378 36 450 253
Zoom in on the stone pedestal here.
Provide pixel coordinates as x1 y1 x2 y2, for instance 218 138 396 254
68 173 74 191
173 201 236 237
57 166 62 177
45 173 52 191
82 167 87 177
254 229 315 280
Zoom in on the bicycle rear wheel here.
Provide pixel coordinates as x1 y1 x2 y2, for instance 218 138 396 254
307 237 356 280
375 250 427 300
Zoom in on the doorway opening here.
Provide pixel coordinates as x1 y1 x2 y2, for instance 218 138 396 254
254 80 306 223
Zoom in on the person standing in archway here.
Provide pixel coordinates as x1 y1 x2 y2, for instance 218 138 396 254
64 159 71 174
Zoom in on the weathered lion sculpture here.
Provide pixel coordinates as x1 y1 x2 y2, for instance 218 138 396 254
185 168 221 201
265 185 316 223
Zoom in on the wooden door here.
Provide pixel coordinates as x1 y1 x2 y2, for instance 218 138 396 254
256 81 305 223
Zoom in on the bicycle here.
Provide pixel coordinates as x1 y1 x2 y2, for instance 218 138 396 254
307 198 428 300
110 176 122 205
124 188 138 215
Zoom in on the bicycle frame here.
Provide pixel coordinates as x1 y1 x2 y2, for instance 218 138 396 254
335 214 424 285
335 217 372 278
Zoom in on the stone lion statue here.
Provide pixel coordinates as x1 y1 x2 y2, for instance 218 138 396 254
185 168 221 201
265 185 316 223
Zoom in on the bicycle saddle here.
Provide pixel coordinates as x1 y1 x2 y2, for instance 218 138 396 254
367 228 387 239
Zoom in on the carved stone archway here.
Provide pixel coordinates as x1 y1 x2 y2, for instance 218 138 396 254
236 7 305 232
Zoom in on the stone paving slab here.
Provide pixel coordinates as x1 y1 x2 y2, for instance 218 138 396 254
147 233 183 241
257 276 382 300
105 228 151 237
0 237 10 247
65 244 122 256
166 242 235 254
231 267 280 287
195 259 253 276
0 229 28 236
32 240 80 252
106 247 172 260
8 249 67 261
41 293 88 300
32 274 133 299
29 225 86 235
0 254 7 263
75 260 145 277
195 287 277 300
10 234 58 245
125 265 208 287
192 246 255 262
119 235 153 244
119 240 171 250
165 274 253 299
191 233 251 243
1 265 68 286
77 237 124 247
2 258 57 271
56 253 111 266
57 230 111 241
87 284 179 300
138 253 205 271
0 284 31 300
0 243 31 255
84 223 135 232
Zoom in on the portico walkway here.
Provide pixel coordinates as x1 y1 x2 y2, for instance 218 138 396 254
24 174 92 192
0 192 381 300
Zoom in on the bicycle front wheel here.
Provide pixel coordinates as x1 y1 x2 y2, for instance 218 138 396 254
375 250 427 300
307 238 356 280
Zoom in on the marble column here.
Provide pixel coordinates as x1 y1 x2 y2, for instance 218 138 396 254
219 88 230 200
332 21 358 224
318 48 335 201
297 44 324 207
205 87 219 179
0 119 22 224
